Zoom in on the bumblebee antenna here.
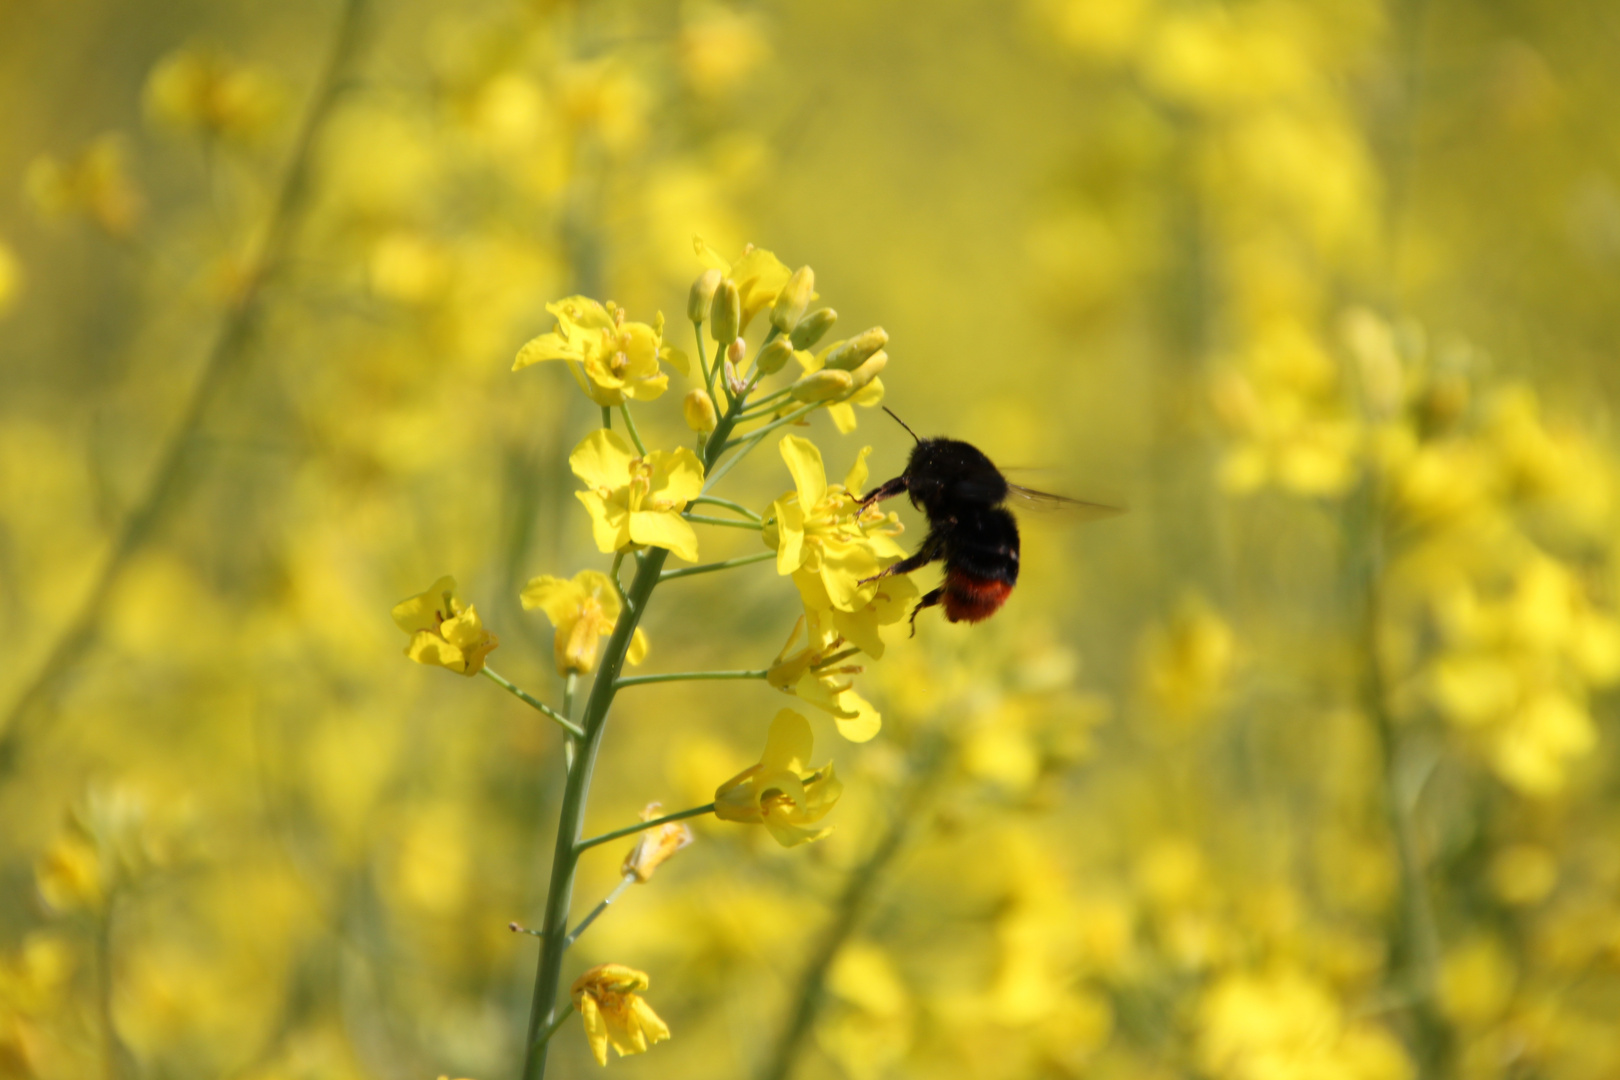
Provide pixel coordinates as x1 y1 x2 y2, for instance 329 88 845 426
882 406 921 444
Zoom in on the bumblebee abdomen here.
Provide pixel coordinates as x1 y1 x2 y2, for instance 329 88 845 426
943 570 1013 623
945 506 1020 584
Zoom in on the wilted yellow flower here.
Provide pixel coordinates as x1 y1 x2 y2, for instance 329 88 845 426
714 709 842 846
514 297 688 407
391 576 499 676
25 135 143 237
767 613 886 742
620 803 694 883
692 237 792 333
570 964 670 1066
521 570 649 676
143 48 281 142
764 437 908 615
570 431 705 562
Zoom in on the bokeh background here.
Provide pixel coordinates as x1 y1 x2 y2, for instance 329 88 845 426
5 0 1620 1077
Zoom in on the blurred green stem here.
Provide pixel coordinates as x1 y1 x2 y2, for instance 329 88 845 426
97 894 133 1080
1350 484 1451 1075
659 551 775 582
758 735 945 1080
614 669 768 689
0 0 371 782
683 513 763 530
688 494 762 521
619 402 647 455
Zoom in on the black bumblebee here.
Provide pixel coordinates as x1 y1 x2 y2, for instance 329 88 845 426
858 409 1116 629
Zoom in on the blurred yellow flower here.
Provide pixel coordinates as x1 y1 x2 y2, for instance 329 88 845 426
1489 690 1596 797
143 47 282 142
0 241 20 317
521 570 650 676
514 297 688 407
570 964 670 1066
1138 596 1236 724
391 576 499 676
679 4 771 99
692 237 792 334
570 431 705 562
620 803 694 883
767 613 883 742
764 436 908 614
714 709 842 846
35 832 103 912
25 134 143 237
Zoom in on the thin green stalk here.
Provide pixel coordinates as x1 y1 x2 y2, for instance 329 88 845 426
531 1003 576 1052
483 668 585 739
601 406 611 430
0 0 371 782
736 387 795 420
813 646 861 671
523 388 754 1080
619 402 647 455
615 669 768 690
711 339 730 400
563 875 636 948
659 550 775 582
705 402 822 493
683 513 763 531
694 320 721 416
688 494 762 522
576 802 716 853
726 400 821 447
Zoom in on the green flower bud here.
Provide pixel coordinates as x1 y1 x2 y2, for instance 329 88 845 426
823 327 888 371
683 389 717 434
791 369 854 402
790 308 837 350
710 279 741 343
846 350 887 388
770 266 815 334
688 269 723 323
756 339 794 375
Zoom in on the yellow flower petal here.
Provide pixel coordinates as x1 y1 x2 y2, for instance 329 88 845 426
570 429 638 490
577 491 631 555
843 446 872 498
771 494 805 574
513 330 579 371
760 709 814 774
628 627 650 665
779 434 828 508
648 446 705 505
391 575 458 634
628 510 700 562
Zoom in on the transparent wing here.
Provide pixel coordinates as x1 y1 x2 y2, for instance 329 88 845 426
1007 484 1125 521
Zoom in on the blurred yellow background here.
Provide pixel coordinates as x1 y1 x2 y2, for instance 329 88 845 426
4 0 1620 1077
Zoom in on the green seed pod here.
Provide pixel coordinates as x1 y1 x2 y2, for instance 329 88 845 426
770 266 815 334
791 369 854 402
846 350 887 389
790 308 837 350
823 327 888 371
755 338 795 376
688 268 723 323
710 278 741 343
683 389 717 434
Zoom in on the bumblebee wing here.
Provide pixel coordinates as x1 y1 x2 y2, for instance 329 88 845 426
1007 484 1125 521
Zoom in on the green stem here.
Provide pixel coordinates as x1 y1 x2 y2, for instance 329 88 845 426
531 1002 576 1053
727 400 822 447
522 371 756 1080
601 406 611 430
813 646 861 671
608 551 631 611
659 551 775 582
683 513 763 531
736 387 795 420
483 668 586 739
615 670 768 689
619 402 647 455
711 339 730 400
706 403 821 492
0 0 371 783
576 802 717 853
563 875 636 948
688 494 762 522
694 320 721 416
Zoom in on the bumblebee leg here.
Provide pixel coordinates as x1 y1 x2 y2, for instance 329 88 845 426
908 586 945 636
858 533 945 586
856 475 909 510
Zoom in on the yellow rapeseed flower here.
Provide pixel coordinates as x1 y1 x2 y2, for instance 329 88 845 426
620 803 694 883
25 135 143 237
514 297 688 407
788 337 887 433
570 964 671 1066
391 576 499 676
570 431 705 562
764 436 909 616
143 48 282 142
714 709 843 845
692 237 792 334
521 570 649 676
767 614 884 742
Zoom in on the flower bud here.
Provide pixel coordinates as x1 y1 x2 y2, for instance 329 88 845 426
710 278 741 343
823 327 888 371
846 350 887 388
791 369 854 402
770 266 815 334
790 308 837 350
727 338 747 367
756 338 794 375
688 268 722 323
683 389 717 434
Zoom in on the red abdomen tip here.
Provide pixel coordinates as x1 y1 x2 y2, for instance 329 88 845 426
943 571 1013 623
